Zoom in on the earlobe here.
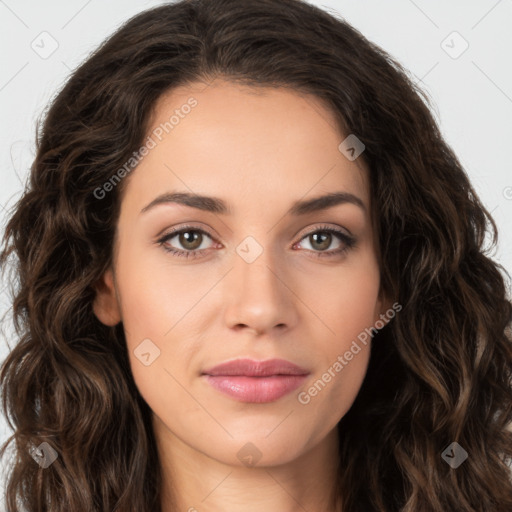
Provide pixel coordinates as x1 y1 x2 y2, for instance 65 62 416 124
92 268 122 326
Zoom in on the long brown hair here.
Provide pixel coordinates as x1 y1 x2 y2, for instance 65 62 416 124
1 0 511 510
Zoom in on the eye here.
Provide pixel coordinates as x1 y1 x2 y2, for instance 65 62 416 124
157 226 217 259
157 224 357 260
293 225 357 259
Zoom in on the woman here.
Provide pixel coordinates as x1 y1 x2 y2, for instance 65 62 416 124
1 0 511 510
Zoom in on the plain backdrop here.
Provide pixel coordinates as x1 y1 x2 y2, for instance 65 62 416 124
1 0 511 494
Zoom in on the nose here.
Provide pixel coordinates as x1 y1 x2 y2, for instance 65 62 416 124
222 248 298 336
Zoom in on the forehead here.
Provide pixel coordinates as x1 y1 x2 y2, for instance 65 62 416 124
121 79 370 215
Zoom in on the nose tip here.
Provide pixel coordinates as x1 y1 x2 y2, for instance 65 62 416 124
223 258 297 336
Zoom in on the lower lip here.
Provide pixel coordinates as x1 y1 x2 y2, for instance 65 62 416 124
203 374 309 403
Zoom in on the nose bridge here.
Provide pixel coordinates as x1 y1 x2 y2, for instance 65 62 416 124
223 235 296 333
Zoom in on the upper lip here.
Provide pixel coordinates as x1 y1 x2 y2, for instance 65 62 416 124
202 358 309 377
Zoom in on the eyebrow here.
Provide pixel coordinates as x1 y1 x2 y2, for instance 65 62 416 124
140 191 366 216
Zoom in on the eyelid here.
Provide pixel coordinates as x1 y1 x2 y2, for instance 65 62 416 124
293 222 353 240
154 221 214 240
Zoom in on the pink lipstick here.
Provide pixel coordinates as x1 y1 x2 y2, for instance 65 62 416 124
202 358 309 403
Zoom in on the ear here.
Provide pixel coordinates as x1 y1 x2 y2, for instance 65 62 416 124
92 268 121 326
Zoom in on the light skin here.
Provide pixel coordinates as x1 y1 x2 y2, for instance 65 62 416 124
93 78 391 512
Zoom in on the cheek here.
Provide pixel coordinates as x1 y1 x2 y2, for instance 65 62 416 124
113 239 219 388
298 252 380 414
114 241 199 345
313 252 382 348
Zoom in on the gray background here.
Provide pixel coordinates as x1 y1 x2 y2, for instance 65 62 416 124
1 0 511 490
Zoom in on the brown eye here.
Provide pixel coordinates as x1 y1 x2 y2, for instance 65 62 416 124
176 230 203 251
294 225 357 259
308 231 333 251
158 227 216 258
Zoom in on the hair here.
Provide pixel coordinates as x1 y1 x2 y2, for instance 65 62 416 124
1 0 511 510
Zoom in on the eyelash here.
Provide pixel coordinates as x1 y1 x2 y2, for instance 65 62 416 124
156 224 357 260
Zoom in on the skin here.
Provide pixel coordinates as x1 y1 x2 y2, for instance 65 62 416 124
93 78 391 512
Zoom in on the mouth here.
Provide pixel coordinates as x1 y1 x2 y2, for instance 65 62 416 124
201 358 310 403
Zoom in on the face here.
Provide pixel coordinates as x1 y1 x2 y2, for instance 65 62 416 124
93 79 390 468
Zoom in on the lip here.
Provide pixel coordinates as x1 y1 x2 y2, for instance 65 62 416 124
202 358 310 403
